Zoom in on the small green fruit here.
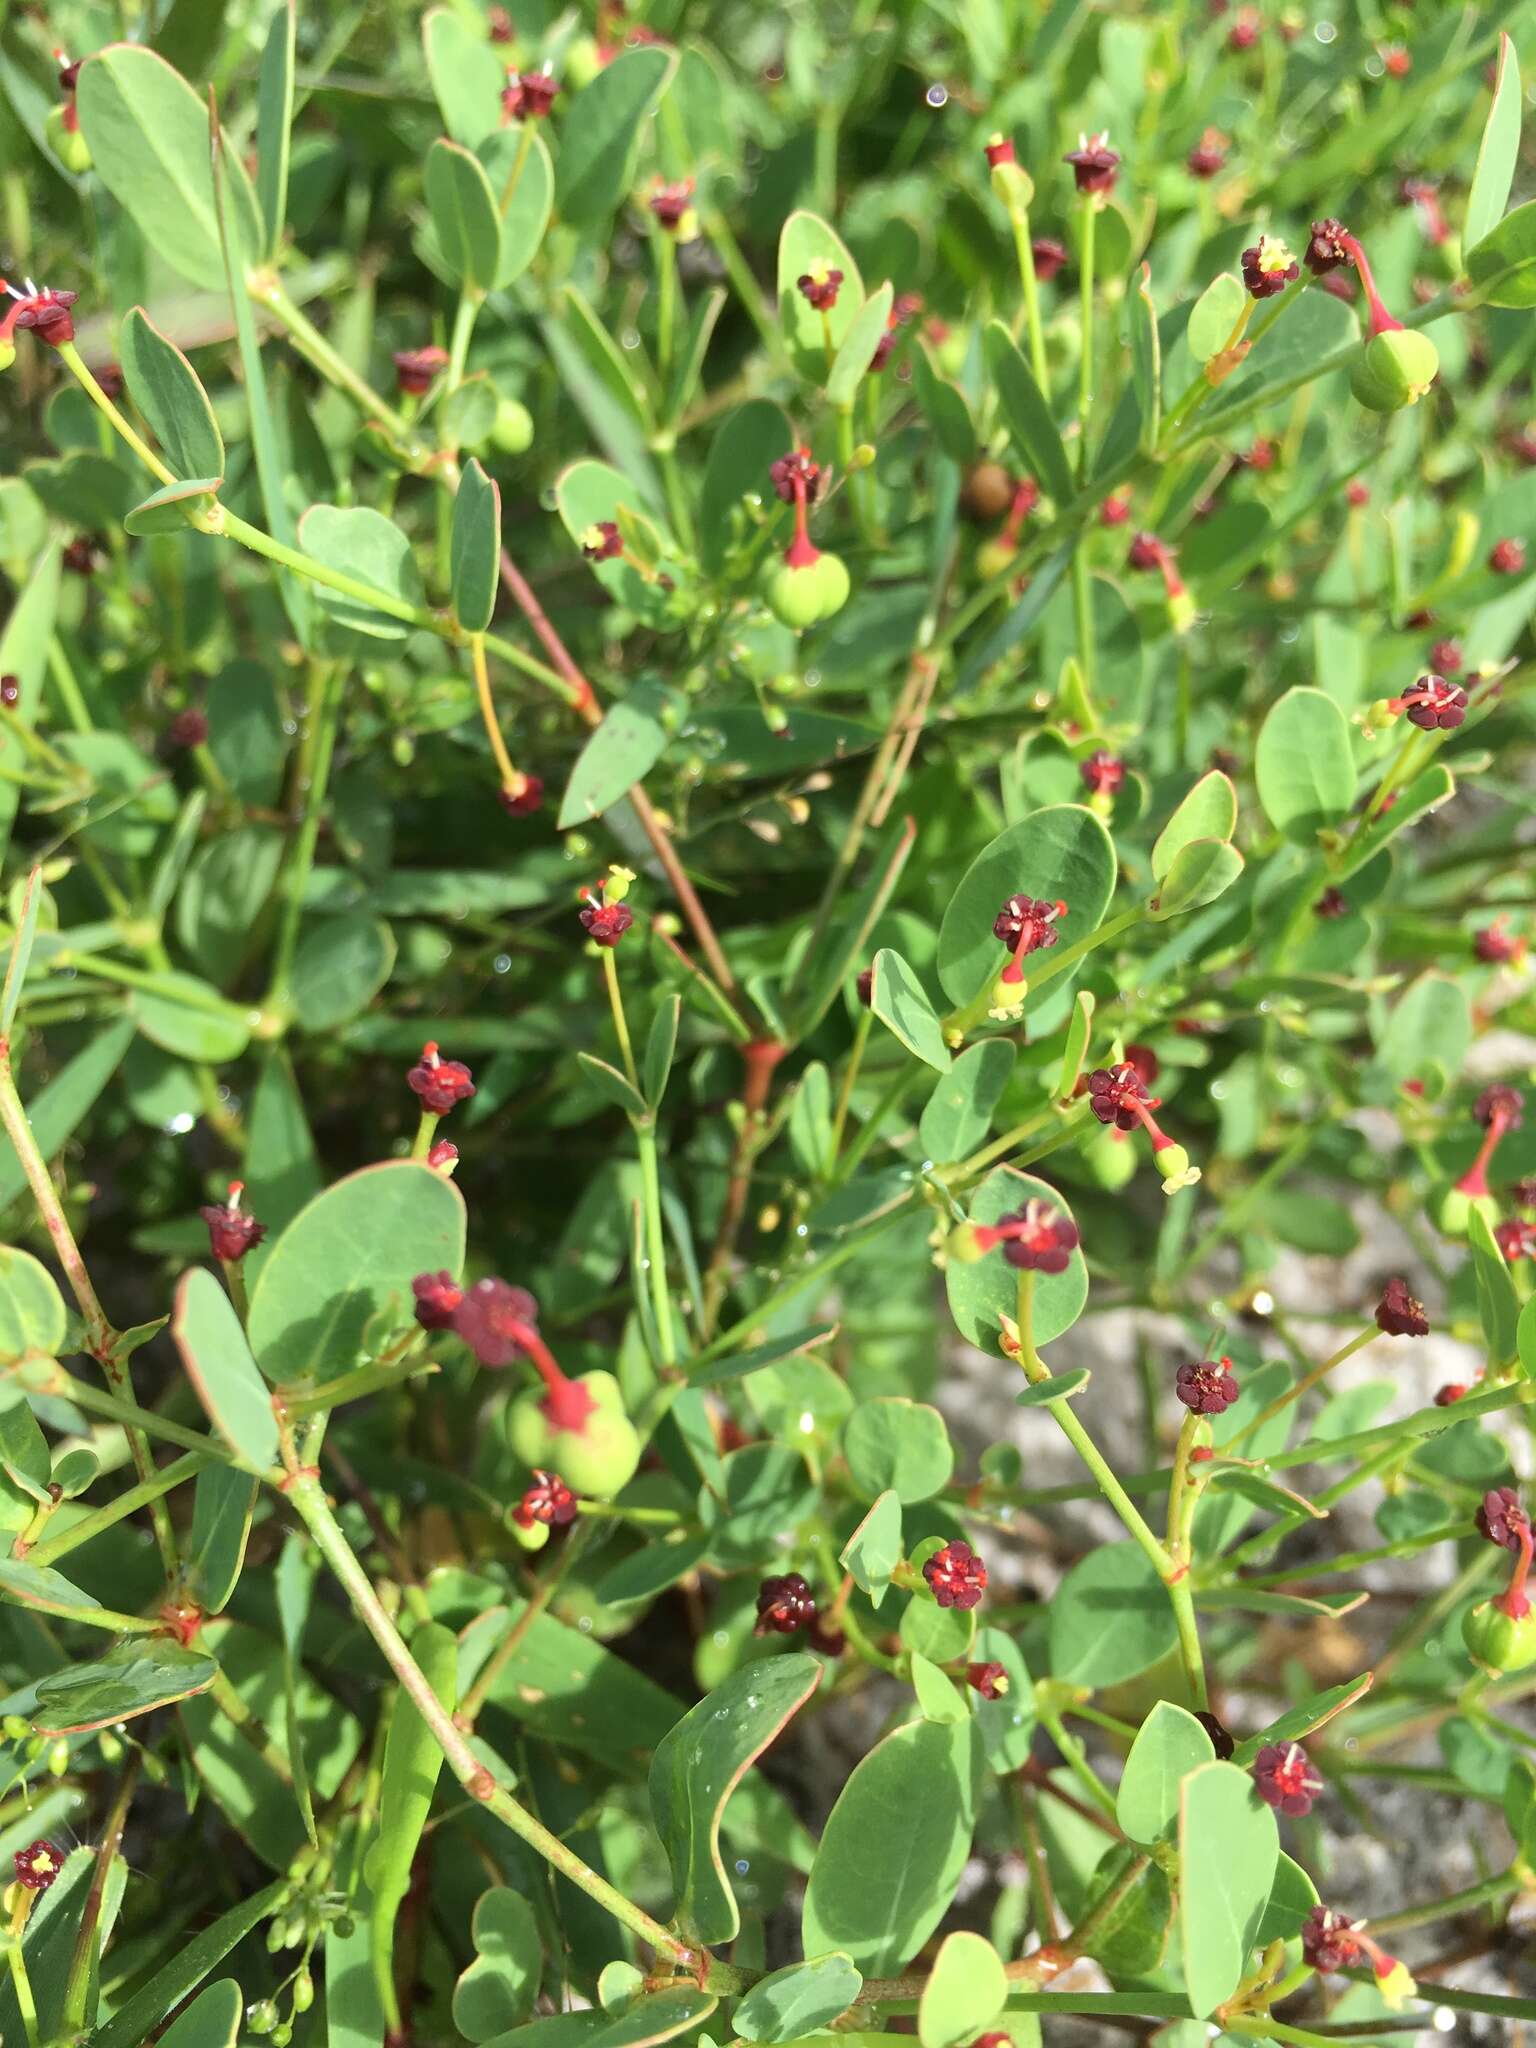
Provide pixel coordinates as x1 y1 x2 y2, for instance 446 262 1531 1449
491 397 535 455
1462 1598 1536 1673
976 537 1018 582
763 550 850 629
1436 1184 1499 1237
1084 1125 1137 1192
565 34 603 89
1352 329 1440 412
511 1514 551 1552
508 1370 641 1497
46 106 91 174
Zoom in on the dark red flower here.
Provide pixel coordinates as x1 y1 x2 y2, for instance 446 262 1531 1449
1376 1277 1429 1337
0 675 18 710
13 1841 62 1891
1175 1357 1239 1414
94 363 123 400
408 1042 475 1116
855 967 874 1007
1251 1741 1324 1816
62 536 100 576
503 69 559 119
1032 237 1069 282
1242 436 1277 471
487 6 514 41
1434 1382 1469 1407
1302 1907 1361 1973
200 1183 266 1264
1123 1043 1160 1089
771 448 822 505
979 1198 1080 1273
1495 1219 1536 1262
1227 6 1260 47
797 264 844 311
1477 1486 1529 1552
581 520 623 561
1087 1062 1153 1131
1475 1085 1523 1131
1304 218 1351 276
498 774 544 817
1427 638 1462 674
1346 480 1370 508
755 1572 816 1635
966 1660 1009 1699
452 1277 541 1368
1508 429 1536 466
1514 1177 1536 1210
514 1469 578 1528
1064 132 1120 195
1187 127 1228 177
1473 921 1519 963
984 133 1016 168
648 179 694 231
992 893 1066 960
426 1139 459 1174
1490 537 1527 574
1128 529 1167 571
1394 673 1467 730
1241 238 1299 299
168 708 209 749
1313 886 1349 919
924 1540 987 1610
1080 749 1125 796
579 891 635 947
1100 489 1131 525
1381 43 1410 77
393 346 448 395
413 1272 463 1330
7 282 78 347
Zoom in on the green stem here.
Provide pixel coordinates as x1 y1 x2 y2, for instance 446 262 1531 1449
1038 1708 1119 1821
653 228 677 386
497 122 536 215
1227 1323 1377 1451
7 1894 39 2048
1010 208 1048 390
1076 196 1096 477
635 1122 678 1368
57 344 175 487
287 1473 690 1960
443 291 482 419
1364 1870 1519 1936
602 950 639 1091
248 275 413 442
701 208 793 373
829 1008 873 1164
265 659 342 1013
25 1452 209 1568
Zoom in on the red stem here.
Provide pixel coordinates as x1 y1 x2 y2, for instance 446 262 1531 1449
785 471 819 569
1455 1112 1508 1199
1497 1522 1533 1619
508 1321 595 1432
1339 233 1401 335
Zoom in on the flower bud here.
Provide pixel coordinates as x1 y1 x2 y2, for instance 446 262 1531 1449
1462 1597 1536 1673
292 1971 315 2015
946 1223 987 1264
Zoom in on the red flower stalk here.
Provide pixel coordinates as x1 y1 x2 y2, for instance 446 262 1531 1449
991 893 1067 986
393 346 449 395
923 1540 987 1610
774 446 825 569
968 1197 1080 1273
1482 1491 1533 1619
1388 673 1466 729
1376 1277 1429 1337
755 1572 816 1634
1456 1086 1523 1199
514 1469 579 1529
453 1280 597 1430
3 278 79 348
999 477 1040 544
1063 132 1120 196
1251 1741 1324 1816
502 69 559 120
408 1042 476 1116
13 1841 62 1892
1337 231 1402 337
1187 128 1228 178
413 1271 464 1330
966 1660 1010 1699
1032 237 1068 282
1401 177 1450 246
1080 749 1125 796
1175 1357 1239 1414
200 1182 266 1264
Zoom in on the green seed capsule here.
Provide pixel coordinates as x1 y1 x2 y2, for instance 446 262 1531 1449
247 2001 279 2035
292 1970 315 2014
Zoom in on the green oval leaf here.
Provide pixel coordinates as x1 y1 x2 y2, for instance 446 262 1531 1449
423 5 504 145
0 1557 102 1619
1467 34 1523 256
733 1954 862 2044
158 1981 242 2048
1177 1761 1280 2017
1115 1700 1216 1844
121 308 224 480
123 478 222 536
296 505 425 640
827 283 892 407
76 45 263 291
187 1464 258 1615
33 1639 219 1734
0 1246 67 1366
453 1888 542 2043
649 1653 822 1946
984 320 1073 505
801 1716 978 1975
1149 837 1245 919
870 948 950 1073
1048 1540 1178 1688
918 1040 1015 1164
247 1161 466 1384
559 678 674 828
1186 271 1247 363
129 972 251 1064
946 1167 1088 1352
451 458 502 635
936 804 1116 1008
172 1266 280 1465
479 128 554 286
289 913 396 1031
425 137 502 293
843 1397 954 1504
917 1930 1007 2048
1151 769 1237 882
1254 686 1356 843
557 46 676 228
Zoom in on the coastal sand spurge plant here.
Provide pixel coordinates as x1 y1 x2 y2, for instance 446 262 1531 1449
3 1 1536 2044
